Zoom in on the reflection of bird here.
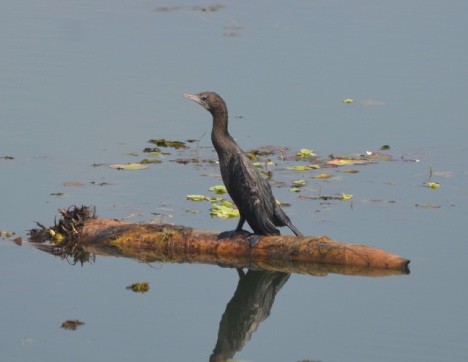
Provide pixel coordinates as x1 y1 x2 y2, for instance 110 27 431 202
210 270 291 362
184 92 302 240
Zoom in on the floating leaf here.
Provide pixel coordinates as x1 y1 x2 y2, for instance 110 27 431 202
289 187 301 193
425 182 440 190
149 138 187 149
313 173 333 179
296 148 317 158
210 203 239 218
341 193 353 200
186 194 207 201
0 230 15 238
327 159 370 166
139 159 162 164
292 179 306 187
209 185 228 194
61 320 84 330
342 98 354 104
126 282 150 293
287 164 320 171
110 163 148 170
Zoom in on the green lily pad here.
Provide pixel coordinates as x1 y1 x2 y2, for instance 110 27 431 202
425 182 440 189
287 164 320 171
186 194 207 201
296 148 317 158
209 185 228 194
292 179 306 187
210 203 239 218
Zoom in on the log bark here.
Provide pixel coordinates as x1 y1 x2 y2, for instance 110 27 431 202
69 218 409 276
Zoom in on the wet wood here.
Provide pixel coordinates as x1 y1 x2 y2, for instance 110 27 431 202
75 218 410 276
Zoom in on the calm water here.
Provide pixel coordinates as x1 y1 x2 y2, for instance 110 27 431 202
1 1 468 361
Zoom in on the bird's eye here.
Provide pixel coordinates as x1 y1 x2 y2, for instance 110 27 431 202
201 96 207 101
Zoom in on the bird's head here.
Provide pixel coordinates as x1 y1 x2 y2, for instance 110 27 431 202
183 92 226 114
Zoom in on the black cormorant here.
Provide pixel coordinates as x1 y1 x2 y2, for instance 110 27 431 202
183 91 303 240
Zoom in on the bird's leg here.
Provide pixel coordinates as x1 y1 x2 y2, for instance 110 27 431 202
235 216 246 232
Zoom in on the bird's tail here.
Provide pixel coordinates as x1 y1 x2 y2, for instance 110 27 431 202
287 221 303 237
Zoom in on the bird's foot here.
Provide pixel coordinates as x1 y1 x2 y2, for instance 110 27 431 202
217 229 252 240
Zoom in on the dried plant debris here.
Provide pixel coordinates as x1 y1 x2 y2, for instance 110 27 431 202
139 158 162 164
61 320 84 330
143 147 162 155
247 145 285 160
90 181 112 186
149 138 187 149
299 194 353 201
29 206 96 265
50 192 69 198
63 181 84 187
126 282 150 293
312 173 333 180
328 151 391 166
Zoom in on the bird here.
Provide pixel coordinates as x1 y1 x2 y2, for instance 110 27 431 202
183 91 303 243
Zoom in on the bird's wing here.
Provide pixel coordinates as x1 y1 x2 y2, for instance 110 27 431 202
225 152 279 235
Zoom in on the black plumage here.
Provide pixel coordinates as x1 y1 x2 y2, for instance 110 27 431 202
183 91 302 237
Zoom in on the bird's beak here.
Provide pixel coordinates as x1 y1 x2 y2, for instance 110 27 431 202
183 93 207 109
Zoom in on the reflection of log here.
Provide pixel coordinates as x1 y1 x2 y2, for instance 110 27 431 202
72 218 409 276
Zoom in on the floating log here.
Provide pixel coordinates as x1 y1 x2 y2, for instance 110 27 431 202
30 207 410 276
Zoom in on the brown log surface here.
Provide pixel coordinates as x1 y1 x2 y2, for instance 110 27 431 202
75 218 409 276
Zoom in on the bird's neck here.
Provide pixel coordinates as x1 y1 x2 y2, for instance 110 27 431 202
210 108 237 156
